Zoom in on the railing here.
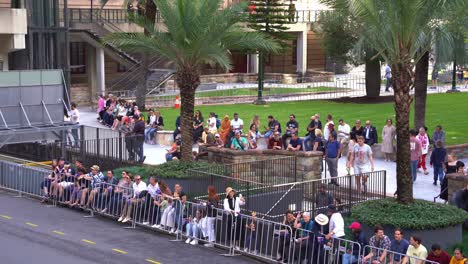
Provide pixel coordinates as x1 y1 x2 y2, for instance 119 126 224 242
0 161 431 264
0 125 142 170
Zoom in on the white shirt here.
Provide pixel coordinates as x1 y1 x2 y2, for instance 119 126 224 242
149 115 156 125
132 181 147 198
231 118 244 131
147 182 160 199
324 121 334 140
338 123 350 139
223 197 245 216
117 105 127 116
208 117 217 132
70 109 80 124
329 212 345 238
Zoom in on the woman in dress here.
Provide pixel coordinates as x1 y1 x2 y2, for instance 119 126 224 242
248 124 258 149
193 110 204 143
381 118 396 162
219 115 231 144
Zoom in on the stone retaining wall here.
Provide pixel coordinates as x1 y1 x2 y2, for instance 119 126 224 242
203 146 324 181
446 173 468 202
446 143 468 159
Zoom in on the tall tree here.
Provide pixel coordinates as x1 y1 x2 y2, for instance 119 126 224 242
248 0 294 104
350 0 462 203
107 0 279 161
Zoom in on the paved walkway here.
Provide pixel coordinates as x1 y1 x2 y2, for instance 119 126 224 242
78 108 466 203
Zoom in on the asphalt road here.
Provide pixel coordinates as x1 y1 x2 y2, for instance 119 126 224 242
0 190 258 264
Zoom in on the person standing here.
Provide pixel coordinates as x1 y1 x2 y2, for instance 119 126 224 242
348 135 374 194
97 94 106 121
384 63 392 92
432 125 446 148
193 110 204 143
69 102 80 147
363 120 378 146
323 114 334 141
381 118 396 162
325 133 341 186
337 119 351 147
131 114 145 163
410 129 423 183
430 141 447 186
417 127 430 175
203 186 219 247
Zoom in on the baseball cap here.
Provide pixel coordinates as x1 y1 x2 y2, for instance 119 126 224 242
349 222 361 230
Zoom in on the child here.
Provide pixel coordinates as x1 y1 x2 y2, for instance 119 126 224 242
244 211 259 254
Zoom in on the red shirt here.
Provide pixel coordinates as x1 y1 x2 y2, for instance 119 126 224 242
427 251 451 264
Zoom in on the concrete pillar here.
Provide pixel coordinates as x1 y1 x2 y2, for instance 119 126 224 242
87 44 97 101
248 54 259 74
96 47 106 96
296 31 307 74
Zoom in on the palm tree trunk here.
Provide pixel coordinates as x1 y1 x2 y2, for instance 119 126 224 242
414 51 429 130
365 51 381 97
392 58 414 204
176 68 201 162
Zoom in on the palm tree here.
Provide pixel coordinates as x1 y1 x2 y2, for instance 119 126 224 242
349 0 463 203
107 0 279 161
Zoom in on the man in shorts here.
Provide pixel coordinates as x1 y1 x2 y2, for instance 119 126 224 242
348 135 374 194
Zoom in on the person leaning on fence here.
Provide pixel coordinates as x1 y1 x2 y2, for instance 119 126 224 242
171 191 187 234
427 244 451 264
119 175 147 223
363 225 392 264
81 165 105 209
293 211 318 262
342 222 368 264
202 185 219 247
185 209 204 245
142 176 160 226
389 228 409 264
244 211 259 254
325 205 345 240
66 167 88 208
97 170 119 211
449 248 467 264
310 213 329 264
104 171 132 216
402 236 428 264
223 187 245 250
276 210 297 262
152 181 171 229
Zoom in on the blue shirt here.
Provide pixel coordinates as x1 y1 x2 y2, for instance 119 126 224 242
326 140 340 158
299 220 314 237
391 239 409 261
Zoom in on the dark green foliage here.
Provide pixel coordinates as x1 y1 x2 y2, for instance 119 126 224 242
114 161 212 180
351 198 468 230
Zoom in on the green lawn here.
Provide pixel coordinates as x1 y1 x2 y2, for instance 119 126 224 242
194 86 342 98
149 92 468 146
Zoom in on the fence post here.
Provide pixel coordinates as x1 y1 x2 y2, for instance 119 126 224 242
348 174 352 213
383 171 387 198
118 132 123 162
96 128 100 159
61 130 66 158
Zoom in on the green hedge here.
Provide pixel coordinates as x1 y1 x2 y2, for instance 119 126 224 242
114 161 212 180
351 198 468 230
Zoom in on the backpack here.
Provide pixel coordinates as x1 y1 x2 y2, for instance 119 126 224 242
216 119 221 129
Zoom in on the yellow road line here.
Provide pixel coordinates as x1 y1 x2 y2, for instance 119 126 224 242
112 248 128 255
25 222 38 227
0 214 12 219
52 230 65 236
81 239 96 245
145 259 161 264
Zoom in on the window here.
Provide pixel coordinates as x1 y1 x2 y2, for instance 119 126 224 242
70 42 86 74
292 40 297 65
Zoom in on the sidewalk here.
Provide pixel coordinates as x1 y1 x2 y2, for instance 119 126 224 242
78 108 466 203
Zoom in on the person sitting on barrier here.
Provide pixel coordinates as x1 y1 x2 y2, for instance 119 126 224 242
185 209 204 245
171 192 187 234
119 174 147 223
293 211 316 261
287 133 303 151
247 124 258 149
152 180 171 229
142 176 161 226
244 211 259 255
315 184 334 215
106 171 132 216
202 185 219 247
57 162 76 202
68 167 90 208
402 236 428 264
50 158 66 201
282 114 299 149
363 225 392 264
342 222 367 264
449 248 467 264
213 133 224 148
230 131 248 151
427 244 451 264
276 210 297 262
82 165 105 210
389 228 409 264
268 131 283 150
223 187 245 250
96 170 119 211
159 184 182 230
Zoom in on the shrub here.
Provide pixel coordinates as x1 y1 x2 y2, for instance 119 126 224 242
114 161 212 180
351 198 468 230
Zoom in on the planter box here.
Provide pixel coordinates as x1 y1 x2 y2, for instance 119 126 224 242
360 223 462 249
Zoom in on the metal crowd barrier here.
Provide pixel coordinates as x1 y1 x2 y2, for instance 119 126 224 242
0 160 439 264
363 245 438 264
